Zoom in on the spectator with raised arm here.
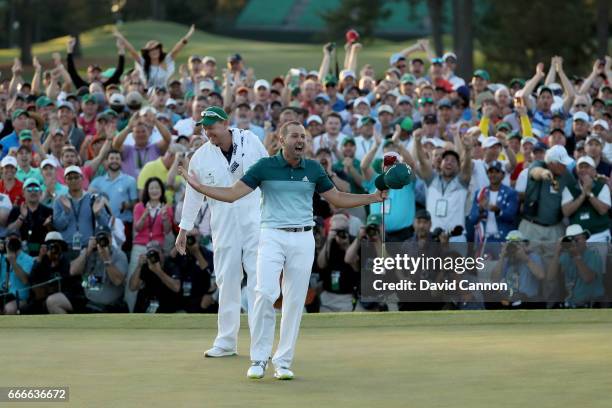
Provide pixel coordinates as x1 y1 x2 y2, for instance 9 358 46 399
66 37 125 89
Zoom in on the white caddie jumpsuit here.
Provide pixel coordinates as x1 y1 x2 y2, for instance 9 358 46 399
179 128 268 352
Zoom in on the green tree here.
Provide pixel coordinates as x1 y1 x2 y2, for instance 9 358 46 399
478 0 598 80
321 0 391 42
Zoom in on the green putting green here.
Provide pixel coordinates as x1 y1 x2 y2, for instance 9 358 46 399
1 310 611 408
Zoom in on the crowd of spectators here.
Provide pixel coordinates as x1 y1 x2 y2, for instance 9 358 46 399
0 29 610 314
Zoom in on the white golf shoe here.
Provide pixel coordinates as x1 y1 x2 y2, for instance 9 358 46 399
204 347 237 358
247 361 267 379
274 366 294 380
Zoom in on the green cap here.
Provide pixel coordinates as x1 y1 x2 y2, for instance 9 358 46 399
359 116 376 127
366 213 382 226
509 78 525 88
342 137 356 146
507 131 521 140
81 94 96 104
23 177 41 189
11 109 29 121
495 121 512 132
102 108 118 118
400 73 416 84
374 162 414 190
323 74 338 86
197 106 229 126
400 116 413 132
35 95 54 108
19 129 33 140
473 69 490 81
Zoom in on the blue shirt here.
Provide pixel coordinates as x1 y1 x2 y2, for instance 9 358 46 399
52 192 111 248
363 175 415 232
89 172 138 223
0 251 35 301
241 150 334 228
0 131 19 159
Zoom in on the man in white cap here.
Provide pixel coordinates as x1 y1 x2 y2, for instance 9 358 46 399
176 106 268 358
591 119 612 163
253 79 270 106
584 134 611 178
561 155 611 243
548 224 604 307
519 145 577 242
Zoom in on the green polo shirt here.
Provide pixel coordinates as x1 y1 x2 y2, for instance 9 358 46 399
241 150 334 228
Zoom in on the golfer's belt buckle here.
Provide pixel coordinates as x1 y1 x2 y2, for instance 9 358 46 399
277 226 313 232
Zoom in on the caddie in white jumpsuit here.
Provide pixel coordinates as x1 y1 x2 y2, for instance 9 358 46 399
179 121 386 380
176 106 268 357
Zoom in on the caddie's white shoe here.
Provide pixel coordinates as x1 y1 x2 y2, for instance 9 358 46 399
204 347 237 358
274 366 294 380
247 361 267 379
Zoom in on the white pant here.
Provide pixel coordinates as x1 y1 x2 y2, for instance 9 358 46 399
250 228 314 368
212 224 259 352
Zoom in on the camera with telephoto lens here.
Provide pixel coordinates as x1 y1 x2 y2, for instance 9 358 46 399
186 235 196 247
95 233 109 248
146 249 160 264
48 242 62 254
365 225 379 239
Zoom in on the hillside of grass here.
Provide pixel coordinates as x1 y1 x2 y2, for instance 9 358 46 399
0 20 483 81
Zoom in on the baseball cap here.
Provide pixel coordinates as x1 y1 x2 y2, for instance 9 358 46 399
473 69 490 81
19 129 32 140
40 158 57 169
509 78 525 88
315 93 330 103
353 97 370 108
399 117 413 132
576 156 596 168
342 137 356 146
165 98 177 107
358 116 376 127
377 104 394 115
44 231 66 244
573 111 590 123
537 85 553 96
57 101 76 112
507 131 521 141
81 94 96 104
442 52 457 62
23 178 41 189
415 209 431 221
495 121 512 132
575 140 586 151
227 53 242 63
441 149 460 162
418 97 434 106
431 57 444 65
506 230 528 242
109 93 126 106
64 165 83 176
323 75 338 87
11 109 29 121
423 114 438 124
366 213 382 226
305 115 323 125
35 95 54 108
400 74 416 84
125 91 143 107
437 98 452 109
586 134 602 145
544 145 572 166
1 156 17 168
521 136 538 146
389 53 406 66
593 119 609 131
202 56 216 65
487 160 505 173
533 141 548 152
254 79 270 90
197 106 228 127
482 137 502 149
339 69 356 80
199 79 216 92
397 95 413 105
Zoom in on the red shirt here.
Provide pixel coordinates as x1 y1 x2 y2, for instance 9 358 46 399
78 114 96 136
0 179 24 206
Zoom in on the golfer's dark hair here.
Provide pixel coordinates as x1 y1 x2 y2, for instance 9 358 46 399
279 121 304 138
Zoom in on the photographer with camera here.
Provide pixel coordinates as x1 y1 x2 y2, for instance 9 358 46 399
70 224 128 312
317 214 358 312
0 229 34 314
490 230 545 308
28 232 86 314
547 225 604 307
130 241 181 313
166 230 217 313
7 178 53 257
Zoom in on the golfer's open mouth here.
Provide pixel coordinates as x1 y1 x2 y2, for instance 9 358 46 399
294 145 304 153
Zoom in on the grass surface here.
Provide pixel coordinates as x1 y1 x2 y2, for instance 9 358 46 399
1 310 611 408
0 20 476 81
